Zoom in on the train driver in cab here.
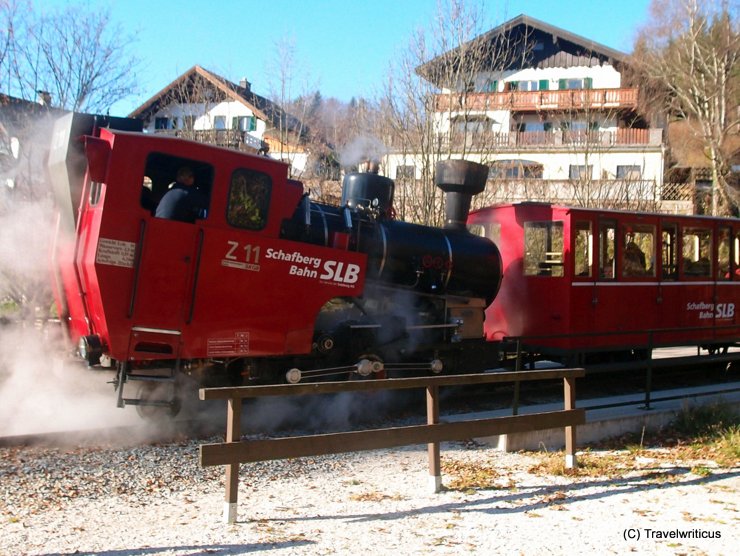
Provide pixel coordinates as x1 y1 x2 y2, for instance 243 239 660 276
155 166 208 223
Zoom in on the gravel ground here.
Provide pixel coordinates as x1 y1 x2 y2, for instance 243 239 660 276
1 435 738 556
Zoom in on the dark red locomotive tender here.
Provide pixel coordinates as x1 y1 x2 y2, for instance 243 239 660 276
48 113 503 413
47 114 739 414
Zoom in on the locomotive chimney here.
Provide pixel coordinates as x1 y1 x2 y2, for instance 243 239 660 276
435 159 489 230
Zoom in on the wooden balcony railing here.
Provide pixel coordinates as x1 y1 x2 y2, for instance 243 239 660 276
420 128 662 151
152 128 265 151
434 88 639 112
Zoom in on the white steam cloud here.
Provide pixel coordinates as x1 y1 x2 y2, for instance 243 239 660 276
339 136 388 168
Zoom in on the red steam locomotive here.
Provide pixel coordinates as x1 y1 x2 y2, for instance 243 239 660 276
48 113 502 414
48 114 739 415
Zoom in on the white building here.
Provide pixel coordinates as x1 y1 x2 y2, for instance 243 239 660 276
129 66 310 177
385 14 673 212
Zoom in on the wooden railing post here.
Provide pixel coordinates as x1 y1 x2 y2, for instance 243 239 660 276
564 376 577 469
426 385 441 492
224 397 242 524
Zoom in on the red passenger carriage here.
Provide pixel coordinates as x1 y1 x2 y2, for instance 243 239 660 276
468 203 740 362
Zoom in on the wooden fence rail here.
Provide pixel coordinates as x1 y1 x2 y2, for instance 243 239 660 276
200 368 586 524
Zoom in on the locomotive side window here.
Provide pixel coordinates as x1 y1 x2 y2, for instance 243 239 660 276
661 224 678 280
718 227 732 280
574 221 592 277
682 227 712 277
523 221 563 277
599 221 616 279
622 224 655 278
227 168 271 230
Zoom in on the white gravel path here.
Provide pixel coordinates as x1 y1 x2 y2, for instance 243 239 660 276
1 439 737 556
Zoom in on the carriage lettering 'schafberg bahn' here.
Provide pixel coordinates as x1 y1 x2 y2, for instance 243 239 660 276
48 113 739 416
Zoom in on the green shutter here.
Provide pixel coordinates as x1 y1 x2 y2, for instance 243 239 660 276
585 77 593 89
248 116 257 131
539 79 549 91
558 78 567 90
492 80 498 92
231 117 238 130
509 81 518 91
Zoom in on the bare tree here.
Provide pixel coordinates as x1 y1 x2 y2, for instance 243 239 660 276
632 0 740 215
1 0 139 112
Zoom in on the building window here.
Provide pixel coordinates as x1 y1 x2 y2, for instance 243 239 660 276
232 116 257 132
213 116 226 130
569 165 592 180
396 165 415 179
558 77 593 90
489 159 543 179
483 79 498 92
227 168 271 230
617 165 642 180
523 221 564 277
154 117 171 130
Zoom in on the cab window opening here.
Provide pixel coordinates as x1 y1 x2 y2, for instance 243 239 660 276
142 152 213 223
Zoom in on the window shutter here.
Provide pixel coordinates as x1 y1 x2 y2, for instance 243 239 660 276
585 77 593 89
539 79 549 91
492 80 498 92
232 117 238 130
509 81 519 91
558 78 567 90
249 116 257 131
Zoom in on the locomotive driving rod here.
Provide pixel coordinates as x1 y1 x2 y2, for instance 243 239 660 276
285 358 444 383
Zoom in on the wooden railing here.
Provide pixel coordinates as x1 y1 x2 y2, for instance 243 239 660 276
434 87 639 112
437 128 660 150
200 368 585 523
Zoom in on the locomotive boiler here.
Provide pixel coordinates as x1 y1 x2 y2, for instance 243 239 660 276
48 113 502 414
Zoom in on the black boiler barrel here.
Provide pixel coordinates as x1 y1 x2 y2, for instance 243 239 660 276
360 220 502 302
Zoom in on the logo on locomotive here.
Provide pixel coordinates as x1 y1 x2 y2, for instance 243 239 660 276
221 241 361 286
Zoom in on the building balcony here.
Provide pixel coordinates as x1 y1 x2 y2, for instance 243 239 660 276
152 128 265 151
431 128 663 151
434 88 639 113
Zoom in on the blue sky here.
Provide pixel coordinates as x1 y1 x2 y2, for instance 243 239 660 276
41 0 654 116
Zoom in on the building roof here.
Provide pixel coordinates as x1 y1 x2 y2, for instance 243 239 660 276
417 13 628 86
128 65 304 135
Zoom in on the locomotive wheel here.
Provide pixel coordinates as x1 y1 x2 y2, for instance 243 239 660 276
135 382 182 420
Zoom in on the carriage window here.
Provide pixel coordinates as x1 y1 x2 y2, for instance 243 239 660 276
718 227 731 280
622 224 655 277
574 221 592 277
468 222 501 243
523 221 564 277
682 227 712 277
735 230 740 280
662 224 678 280
599 221 616 279
227 168 271 230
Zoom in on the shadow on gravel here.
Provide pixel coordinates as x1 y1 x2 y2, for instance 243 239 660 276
45 539 315 556
255 468 740 524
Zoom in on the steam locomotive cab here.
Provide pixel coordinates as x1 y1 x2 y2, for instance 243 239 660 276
48 113 502 414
